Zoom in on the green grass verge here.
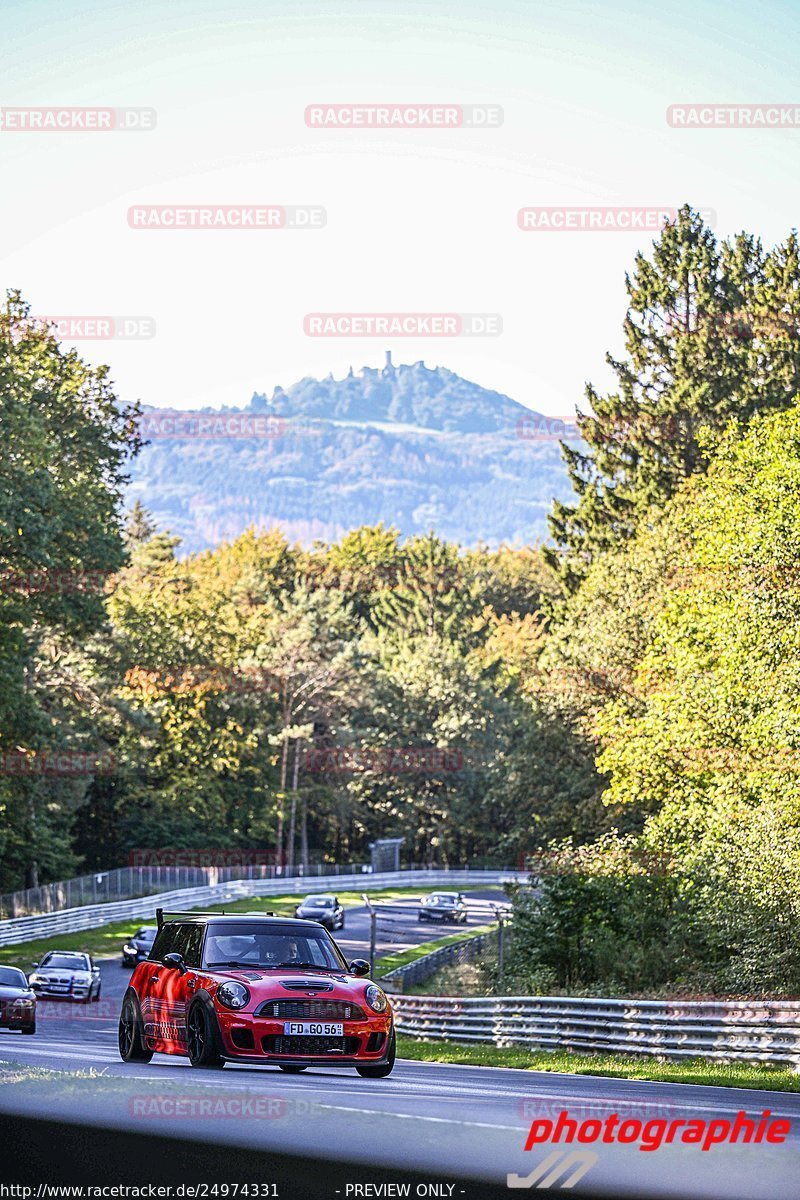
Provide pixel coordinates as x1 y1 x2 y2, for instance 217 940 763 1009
198 886 427 916
0 887 432 971
377 922 496 978
396 1036 800 1091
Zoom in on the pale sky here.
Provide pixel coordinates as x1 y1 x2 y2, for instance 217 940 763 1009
1 0 798 418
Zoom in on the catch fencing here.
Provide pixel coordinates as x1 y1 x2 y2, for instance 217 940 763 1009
389 987 800 1065
0 861 369 919
0 869 523 947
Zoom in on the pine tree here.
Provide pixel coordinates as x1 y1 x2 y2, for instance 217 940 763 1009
547 206 800 591
124 501 156 547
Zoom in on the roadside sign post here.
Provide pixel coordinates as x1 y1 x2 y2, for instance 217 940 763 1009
362 893 377 975
494 907 505 983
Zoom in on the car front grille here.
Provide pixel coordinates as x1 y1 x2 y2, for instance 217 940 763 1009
262 1034 361 1056
255 999 366 1020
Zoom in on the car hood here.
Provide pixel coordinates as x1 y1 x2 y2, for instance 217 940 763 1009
0 984 34 1000
204 968 371 997
34 970 90 980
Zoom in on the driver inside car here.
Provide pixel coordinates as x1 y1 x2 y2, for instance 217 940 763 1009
280 938 301 964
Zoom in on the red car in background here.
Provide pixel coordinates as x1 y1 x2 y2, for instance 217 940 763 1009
118 910 395 1076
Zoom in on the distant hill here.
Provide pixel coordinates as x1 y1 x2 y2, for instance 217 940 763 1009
127 357 580 553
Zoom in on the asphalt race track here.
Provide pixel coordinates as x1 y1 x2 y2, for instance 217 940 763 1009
1 892 799 1199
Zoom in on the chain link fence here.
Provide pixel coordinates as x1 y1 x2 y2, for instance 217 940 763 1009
0 862 369 919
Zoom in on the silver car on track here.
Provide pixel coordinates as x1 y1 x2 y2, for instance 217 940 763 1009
28 951 101 1003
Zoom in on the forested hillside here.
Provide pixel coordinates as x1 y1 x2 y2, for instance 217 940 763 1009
128 360 577 551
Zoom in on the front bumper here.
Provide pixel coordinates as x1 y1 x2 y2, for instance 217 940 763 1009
0 1005 36 1028
31 982 91 999
216 1009 393 1066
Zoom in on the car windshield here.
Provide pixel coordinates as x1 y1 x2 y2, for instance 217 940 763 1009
303 897 333 907
40 953 89 970
134 928 157 942
428 895 457 905
202 924 346 970
0 966 27 988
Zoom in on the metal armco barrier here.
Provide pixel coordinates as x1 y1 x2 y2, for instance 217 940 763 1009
388 991 800 1065
381 928 498 990
0 880 252 947
0 860 368 919
0 869 524 946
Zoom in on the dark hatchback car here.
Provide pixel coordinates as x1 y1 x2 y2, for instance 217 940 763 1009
293 894 345 930
0 965 36 1034
122 925 158 968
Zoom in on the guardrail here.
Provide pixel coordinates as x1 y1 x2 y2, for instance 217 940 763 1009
0 880 254 947
0 861 369 919
388 990 800 1065
0 869 524 947
380 927 501 991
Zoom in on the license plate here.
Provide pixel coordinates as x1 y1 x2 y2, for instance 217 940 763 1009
283 1021 344 1036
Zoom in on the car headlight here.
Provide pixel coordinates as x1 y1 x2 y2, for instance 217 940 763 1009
123 944 137 955
12 997 34 1008
364 984 388 1013
216 981 250 1010
28 974 41 984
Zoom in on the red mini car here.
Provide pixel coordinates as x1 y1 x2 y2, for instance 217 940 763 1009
118 909 395 1076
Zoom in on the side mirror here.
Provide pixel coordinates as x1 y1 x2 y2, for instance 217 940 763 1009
31 962 39 970
163 952 187 974
349 958 370 977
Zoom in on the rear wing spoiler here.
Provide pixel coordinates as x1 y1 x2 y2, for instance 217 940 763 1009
155 907 277 927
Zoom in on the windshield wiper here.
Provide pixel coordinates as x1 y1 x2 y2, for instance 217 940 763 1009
205 960 255 968
272 961 331 969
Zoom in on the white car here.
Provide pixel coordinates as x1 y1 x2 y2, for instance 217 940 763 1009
29 951 101 1003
